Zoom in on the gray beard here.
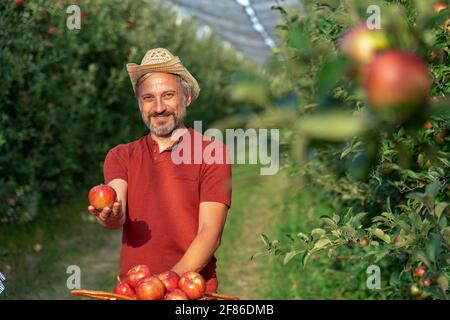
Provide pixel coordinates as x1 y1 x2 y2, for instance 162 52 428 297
142 103 187 137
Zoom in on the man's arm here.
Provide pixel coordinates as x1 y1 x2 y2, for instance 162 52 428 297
171 201 228 276
87 178 128 229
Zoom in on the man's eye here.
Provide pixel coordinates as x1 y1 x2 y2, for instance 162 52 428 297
165 93 174 98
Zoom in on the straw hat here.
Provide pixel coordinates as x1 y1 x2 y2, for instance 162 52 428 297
126 48 200 100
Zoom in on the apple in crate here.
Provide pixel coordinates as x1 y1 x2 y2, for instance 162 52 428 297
157 270 180 292
178 271 206 300
126 265 152 289
113 276 135 298
164 289 189 300
135 276 165 300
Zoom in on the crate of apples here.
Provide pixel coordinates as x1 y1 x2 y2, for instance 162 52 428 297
113 264 208 300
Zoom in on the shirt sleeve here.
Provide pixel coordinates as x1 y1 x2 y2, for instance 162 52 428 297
103 144 129 184
199 141 232 208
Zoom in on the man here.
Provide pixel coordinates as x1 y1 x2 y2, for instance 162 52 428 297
87 48 231 293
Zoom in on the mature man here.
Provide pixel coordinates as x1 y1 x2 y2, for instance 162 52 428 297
87 48 231 293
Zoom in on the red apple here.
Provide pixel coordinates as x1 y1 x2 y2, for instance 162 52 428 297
15 0 24 7
365 50 431 122
113 276 135 298
157 270 180 292
359 236 369 247
135 276 165 300
340 25 389 65
394 234 403 244
47 26 57 35
423 121 433 129
164 288 189 300
421 278 432 287
126 265 151 289
434 128 448 144
433 2 450 32
434 2 448 13
414 265 426 278
88 184 117 211
178 271 206 300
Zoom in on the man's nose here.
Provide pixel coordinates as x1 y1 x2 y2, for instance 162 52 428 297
154 97 167 113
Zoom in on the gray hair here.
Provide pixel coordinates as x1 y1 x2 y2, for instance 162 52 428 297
135 72 192 100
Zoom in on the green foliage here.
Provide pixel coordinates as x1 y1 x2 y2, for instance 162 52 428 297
0 0 258 224
248 0 450 299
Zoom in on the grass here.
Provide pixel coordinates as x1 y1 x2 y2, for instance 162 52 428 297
216 162 293 299
215 163 273 299
0 194 121 299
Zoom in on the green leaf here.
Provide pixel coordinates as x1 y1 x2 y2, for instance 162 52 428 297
297 232 310 242
349 212 368 227
314 238 332 250
440 216 447 229
332 214 340 224
397 220 411 233
425 181 440 200
316 56 349 99
287 26 312 53
442 227 450 243
435 202 448 220
414 251 431 268
297 112 367 142
260 234 270 247
409 210 423 228
331 230 341 238
321 217 338 229
375 250 389 263
340 141 363 160
389 272 401 287
340 226 357 238
283 250 304 265
427 233 442 263
406 192 426 202
370 240 379 247
369 228 391 243
302 251 311 267
285 234 295 243
311 228 326 240
230 82 269 106
437 275 449 292
250 252 264 260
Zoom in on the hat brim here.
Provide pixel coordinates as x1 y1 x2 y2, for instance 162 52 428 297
126 57 200 101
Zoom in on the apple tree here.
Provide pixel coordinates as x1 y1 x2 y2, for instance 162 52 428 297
249 0 449 299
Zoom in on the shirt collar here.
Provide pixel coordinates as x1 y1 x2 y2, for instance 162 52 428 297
147 127 190 152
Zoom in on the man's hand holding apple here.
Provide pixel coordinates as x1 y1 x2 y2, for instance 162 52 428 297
87 180 127 229
88 200 124 226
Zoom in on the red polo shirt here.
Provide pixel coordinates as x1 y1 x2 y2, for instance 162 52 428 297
103 128 231 284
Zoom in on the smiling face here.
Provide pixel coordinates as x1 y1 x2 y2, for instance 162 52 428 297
137 72 191 137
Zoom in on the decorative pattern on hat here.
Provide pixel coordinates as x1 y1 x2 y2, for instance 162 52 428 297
141 48 174 65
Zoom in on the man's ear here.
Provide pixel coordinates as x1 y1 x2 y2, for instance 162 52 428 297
185 94 192 108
